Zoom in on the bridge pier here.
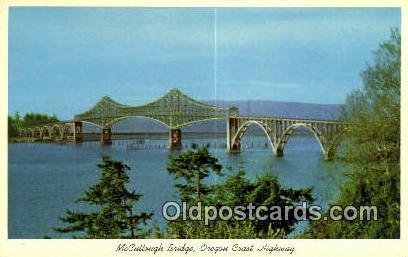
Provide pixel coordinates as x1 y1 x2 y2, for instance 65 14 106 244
229 142 241 153
74 121 83 143
38 128 45 141
227 117 240 152
101 127 112 145
274 147 284 157
324 149 335 161
169 128 182 150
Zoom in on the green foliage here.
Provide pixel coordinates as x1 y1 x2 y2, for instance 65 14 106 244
305 29 400 238
22 112 59 127
8 112 23 137
167 147 222 201
211 171 313 235
54 156 152 238
166 148 314 239
8 112 59 138
167 219 285 239
8 116 18 138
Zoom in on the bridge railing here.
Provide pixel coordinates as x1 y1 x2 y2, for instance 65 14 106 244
20 120 74 129
235 116 344 124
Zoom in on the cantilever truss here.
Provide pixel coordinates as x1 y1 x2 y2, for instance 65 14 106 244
75 88 236 128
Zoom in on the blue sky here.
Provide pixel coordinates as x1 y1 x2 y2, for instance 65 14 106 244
9 7 400 120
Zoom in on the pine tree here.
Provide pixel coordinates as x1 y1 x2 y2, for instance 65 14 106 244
166 149 314 239
55 156 152 238
167 147 222 202
306 29 400 238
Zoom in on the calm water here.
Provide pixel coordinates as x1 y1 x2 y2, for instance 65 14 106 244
8 132 344 238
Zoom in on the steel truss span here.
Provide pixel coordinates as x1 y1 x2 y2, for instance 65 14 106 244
18 88 345 160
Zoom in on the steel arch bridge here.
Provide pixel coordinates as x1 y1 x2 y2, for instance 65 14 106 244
17 88 345 160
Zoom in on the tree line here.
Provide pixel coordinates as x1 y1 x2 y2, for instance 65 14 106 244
8 112 59 137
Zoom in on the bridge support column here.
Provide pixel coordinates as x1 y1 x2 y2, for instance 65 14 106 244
74 121 83 143
169 128 182 150
230 142 241 153
101 127 112 145
274 147 284 157
227 117 240 152
324 148 335 161
60 126 66 142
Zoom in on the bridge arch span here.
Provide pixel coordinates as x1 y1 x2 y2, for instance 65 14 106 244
275 122 327 157
109 116 171 129
230 120 276 153
21 128 26 137
108 116 227 130
175 117 226 129
41 126 52 138
50 124 63 137
76 121 103 129
27 128 34 137
33 127 42 138
62 123 75 134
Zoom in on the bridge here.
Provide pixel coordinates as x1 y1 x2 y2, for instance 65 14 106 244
17 88 345 160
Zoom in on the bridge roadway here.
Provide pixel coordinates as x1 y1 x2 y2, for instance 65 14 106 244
17 88 345 161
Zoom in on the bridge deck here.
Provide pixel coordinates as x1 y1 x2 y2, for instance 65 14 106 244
231 116 342 124
20 116 343 129
21 120 74 129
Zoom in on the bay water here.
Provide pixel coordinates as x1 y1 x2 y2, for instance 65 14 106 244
8 132 344 238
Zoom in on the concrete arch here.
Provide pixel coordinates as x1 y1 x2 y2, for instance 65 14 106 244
231 120 276 153
78 120 103 129
26 128 34 137
50 124 63 137
41 126 51 138
63 123 74 134
18 128 25 137
33 127 42 138
275 123 326 156
23 129 30 137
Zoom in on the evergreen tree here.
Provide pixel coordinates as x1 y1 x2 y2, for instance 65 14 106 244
167 147 222 201
22 112 58 127
55 156 152 238
166 148 314 239
8 116 18 138
211 171 313 236
305 29 400 238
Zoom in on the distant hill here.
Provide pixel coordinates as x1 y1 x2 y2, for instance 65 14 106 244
215 100 341 120
83 100 342 133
